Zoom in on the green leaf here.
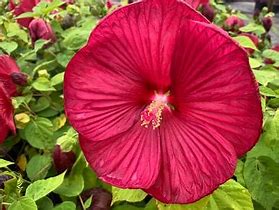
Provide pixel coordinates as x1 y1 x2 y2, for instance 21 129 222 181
0 41 18 54
30 97 51 112
17 0 65 18
36 197 53 210
4 22 28 43
53 201 76 210
156 180 252 210
56 127 77 152
262 49 279 63
62 29 90 50
259 86 279 97
205 179 253 210
253 69 279 86
33 60 57 74
34 40 50 53
268 98 279 108
12 94 33 109
24 117 55 149
234 160 246 187
249 57 262 69
244 155 279 210
239 23 265 35
83 167 98 191
8 196 37 210
56 51 75 67
34 0 65 16
54 173 84 197
84 196 93 209
50 72 65 86
54 153 86 197
112 204 143 210
3 174 19 203
16 12 36 19
32 77 56 92
233 36 258 51
112 188 147 203
26 172 66 201
157 196 209 210
26 154 52 181
261 110 279 151
0 159 14 168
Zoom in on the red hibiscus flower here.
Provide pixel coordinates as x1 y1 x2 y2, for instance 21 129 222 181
106 0 113 9
28 18 56 45
9 0 40 28
0 85 16 143
262 16 272 32
224 15 245 32
0 55 20 97
0 55 22 143
64 0 262 204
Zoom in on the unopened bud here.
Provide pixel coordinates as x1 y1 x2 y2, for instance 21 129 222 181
10 72 28 86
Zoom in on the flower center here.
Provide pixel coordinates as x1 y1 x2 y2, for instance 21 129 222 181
140 92 169 129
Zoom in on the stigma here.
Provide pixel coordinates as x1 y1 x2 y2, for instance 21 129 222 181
140 92 169 129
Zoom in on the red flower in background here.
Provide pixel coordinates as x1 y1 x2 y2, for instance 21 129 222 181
106 0 113 9
64 0 262 203
9 0 40 28
200 3 215 22
262 16 272 32
28 18 56 45
0 85 15 143
0 55 20 97
224 15 245 31
0 55 22 143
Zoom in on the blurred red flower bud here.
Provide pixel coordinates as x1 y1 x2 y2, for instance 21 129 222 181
10 72 28 86
28 19 56 45
200 3 215 22
224 15 245 31
262 16 272 32
53 145 76 174
81 188 112 210
106 0 113 9
0 174 13 189
9 0 40 28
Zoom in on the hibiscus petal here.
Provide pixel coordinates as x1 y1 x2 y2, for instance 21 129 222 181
79 124 161 188
64 0 208 141
87 0 208 89
64 47 146 141
0 55 20 97
145 112 237 203
0 84 15 134
170 20 262 157
0 121 9 144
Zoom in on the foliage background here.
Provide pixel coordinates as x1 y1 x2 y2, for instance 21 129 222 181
0 0 279 209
